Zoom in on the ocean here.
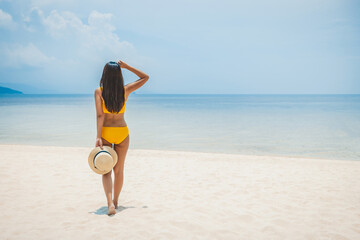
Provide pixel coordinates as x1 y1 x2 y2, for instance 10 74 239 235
0 93 359 161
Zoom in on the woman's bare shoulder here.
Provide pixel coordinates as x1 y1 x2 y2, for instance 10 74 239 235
94 87 103 98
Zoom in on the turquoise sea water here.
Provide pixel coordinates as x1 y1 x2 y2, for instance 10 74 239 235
0 94 359 161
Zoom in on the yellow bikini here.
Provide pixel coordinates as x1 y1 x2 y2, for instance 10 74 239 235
101 126 129 144
100 87 129 144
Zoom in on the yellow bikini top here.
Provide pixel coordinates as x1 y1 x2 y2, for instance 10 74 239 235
100 86 127 114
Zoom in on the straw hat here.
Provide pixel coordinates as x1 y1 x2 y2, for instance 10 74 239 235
88 146 118 174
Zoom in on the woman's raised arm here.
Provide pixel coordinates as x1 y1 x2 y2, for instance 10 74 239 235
118 60 149 94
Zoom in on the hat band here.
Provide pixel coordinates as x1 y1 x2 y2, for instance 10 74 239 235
93 150 112 170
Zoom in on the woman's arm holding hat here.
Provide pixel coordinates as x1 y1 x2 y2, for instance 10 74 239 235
94 88 104 149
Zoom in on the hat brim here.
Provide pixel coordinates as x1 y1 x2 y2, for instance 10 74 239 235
88 146 118 174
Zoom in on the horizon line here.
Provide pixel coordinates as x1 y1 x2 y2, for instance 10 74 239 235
1 93 360 96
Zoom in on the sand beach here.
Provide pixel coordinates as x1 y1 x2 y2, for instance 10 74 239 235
0 144 359 240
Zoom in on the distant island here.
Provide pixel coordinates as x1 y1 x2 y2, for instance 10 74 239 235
0 86 23 94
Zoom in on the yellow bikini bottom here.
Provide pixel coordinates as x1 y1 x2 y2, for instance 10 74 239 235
101 126 129 144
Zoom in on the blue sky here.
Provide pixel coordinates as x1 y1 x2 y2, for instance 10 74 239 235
0 0 359 94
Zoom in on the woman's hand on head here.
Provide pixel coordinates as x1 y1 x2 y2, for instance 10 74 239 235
95 138 104 150
118 60 129 69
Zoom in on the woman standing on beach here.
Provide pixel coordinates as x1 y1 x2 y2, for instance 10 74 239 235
94 60 149 215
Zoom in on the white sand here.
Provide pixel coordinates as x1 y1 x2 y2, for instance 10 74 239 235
0 144 359 240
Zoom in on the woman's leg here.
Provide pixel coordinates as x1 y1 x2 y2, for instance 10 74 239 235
102 171 113 206
113 134 130 208
101 137 116 215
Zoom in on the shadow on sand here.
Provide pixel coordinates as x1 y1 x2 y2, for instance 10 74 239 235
89 205 148 216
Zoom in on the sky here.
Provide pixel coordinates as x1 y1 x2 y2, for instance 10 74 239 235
0 0 359 94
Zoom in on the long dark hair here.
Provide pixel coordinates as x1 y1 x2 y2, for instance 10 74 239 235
100 61 125 113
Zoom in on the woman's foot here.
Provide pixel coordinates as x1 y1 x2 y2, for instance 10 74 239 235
113 200 118 209
108 203 116 216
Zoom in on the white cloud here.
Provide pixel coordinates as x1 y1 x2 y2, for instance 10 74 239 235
42 10 83 37
11 8 153 93
22 7 45 32
31 9 141 66
0 43 55 67
0 9 16 30
1 7 154 93
88 10 114 32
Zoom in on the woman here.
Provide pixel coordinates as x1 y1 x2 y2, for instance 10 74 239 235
94 60 149 215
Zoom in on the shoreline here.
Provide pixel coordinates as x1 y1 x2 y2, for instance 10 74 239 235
0 143 358 163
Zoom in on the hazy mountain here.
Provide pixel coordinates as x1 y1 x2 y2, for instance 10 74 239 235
0 82 49 94
0 86 23 94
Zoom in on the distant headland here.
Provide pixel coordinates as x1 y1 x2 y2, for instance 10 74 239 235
0 86 23 94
